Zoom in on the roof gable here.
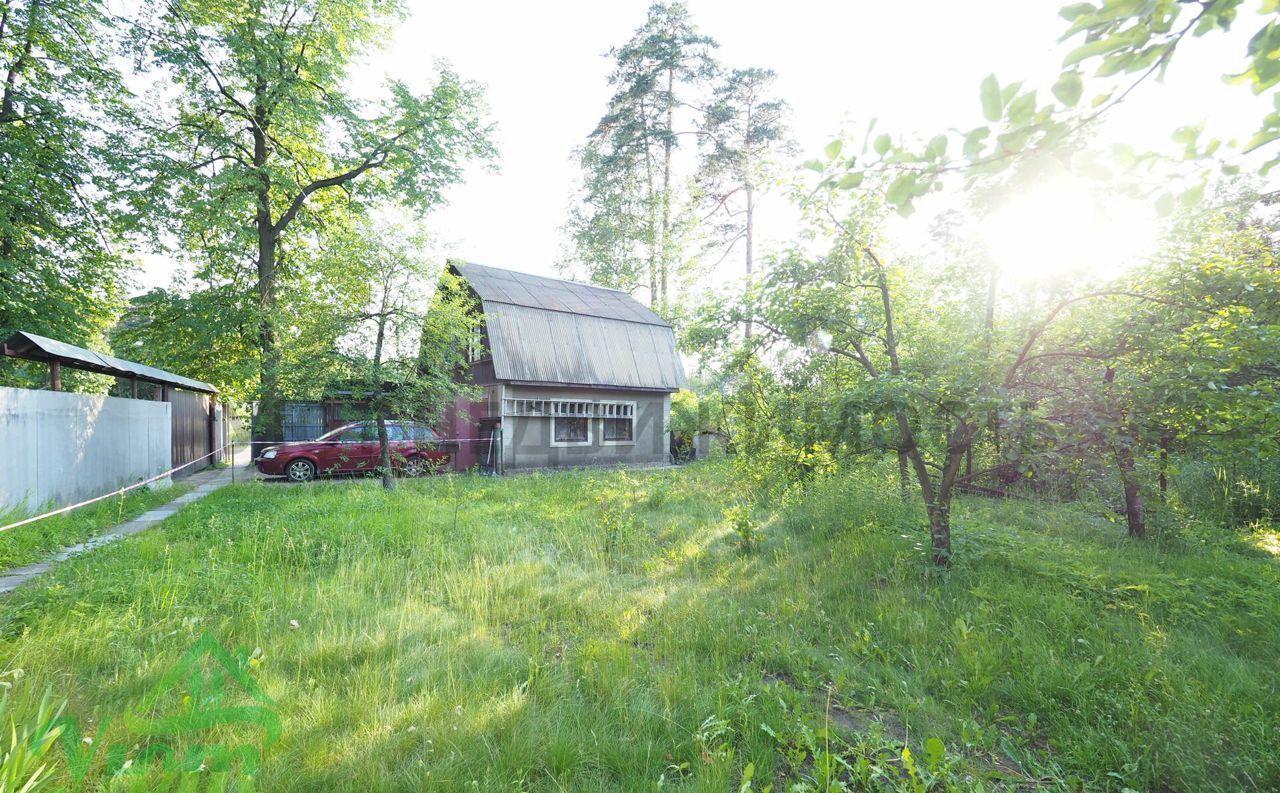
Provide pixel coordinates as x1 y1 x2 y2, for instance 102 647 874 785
450 263 685 391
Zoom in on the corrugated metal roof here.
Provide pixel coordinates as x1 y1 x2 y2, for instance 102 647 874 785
454 262 669 326
1 331 218 393
451 263 686 391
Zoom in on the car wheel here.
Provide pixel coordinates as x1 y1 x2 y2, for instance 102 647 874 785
401 455 427 478
286 458 317 482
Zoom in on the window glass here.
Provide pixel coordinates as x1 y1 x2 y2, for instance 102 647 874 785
554 416 589 443
603 417 633 442
384 425 407 441
336 424 375 443
407 425 439 441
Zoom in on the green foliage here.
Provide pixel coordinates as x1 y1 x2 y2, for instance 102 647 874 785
796 0 1280 219
1000 193 1280 535
694 66 794 283
0 0 138 360
127 0 493 428
668 388 724 445
111 286 260 402
723 503 758 551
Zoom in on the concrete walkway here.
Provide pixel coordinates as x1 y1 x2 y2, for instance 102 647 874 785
0 451 252 595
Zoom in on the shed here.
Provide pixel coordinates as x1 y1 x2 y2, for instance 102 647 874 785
1 331 226 475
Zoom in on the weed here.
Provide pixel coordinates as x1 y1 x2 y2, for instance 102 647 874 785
725 504 760 551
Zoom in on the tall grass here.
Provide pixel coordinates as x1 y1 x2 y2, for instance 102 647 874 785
0 483 193 570
0 462 1274 791
1171 457 1280 530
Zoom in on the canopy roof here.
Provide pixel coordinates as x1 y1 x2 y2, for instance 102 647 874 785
1 331 218 394
451 262 686 392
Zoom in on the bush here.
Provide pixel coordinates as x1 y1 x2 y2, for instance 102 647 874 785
724 504 759 551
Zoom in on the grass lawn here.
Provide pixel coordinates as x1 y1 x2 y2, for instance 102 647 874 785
0 480 194 570
0 461 1276 791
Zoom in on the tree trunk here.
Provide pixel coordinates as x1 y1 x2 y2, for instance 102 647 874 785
0 0 45 278
642 97 658 309
371 288 394 491
1158 432 1169 496
250 104 281 458
897 447 910 502
252 226 281 457
376 415 395 492
926 502 952 568
743 177 754 338
1114 443 1146 538
659 66 674 317
0 0 43 121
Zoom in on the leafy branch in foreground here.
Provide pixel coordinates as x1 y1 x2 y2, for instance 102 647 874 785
802 0 1277 219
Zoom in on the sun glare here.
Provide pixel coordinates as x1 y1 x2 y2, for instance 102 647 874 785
982 177 1159 283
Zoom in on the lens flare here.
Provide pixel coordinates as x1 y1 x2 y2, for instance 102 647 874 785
983 177 1158 283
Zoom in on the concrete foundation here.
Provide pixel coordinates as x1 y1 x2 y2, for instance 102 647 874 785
0 386 173 513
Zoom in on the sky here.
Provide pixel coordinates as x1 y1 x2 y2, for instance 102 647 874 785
136 0 1274 293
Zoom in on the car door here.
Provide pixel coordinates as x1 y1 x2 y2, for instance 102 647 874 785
331 424 377 473
385 424 413 466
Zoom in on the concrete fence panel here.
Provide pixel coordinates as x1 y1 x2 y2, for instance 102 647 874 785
0 386 172 513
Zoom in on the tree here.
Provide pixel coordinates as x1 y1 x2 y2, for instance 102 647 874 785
0 0 138 360
321 224 476 491
133 0 494 451
111 285 260 401
1004 196 1280 537
694 67 792 336
564 1 716 314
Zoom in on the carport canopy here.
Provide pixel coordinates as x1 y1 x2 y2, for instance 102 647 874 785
1 330 217 394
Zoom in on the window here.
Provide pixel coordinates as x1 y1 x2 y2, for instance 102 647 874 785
552 416 590 445
335 426 371 443
602 416 634 443
384 425 408 441
407 425 439 442
502 398 634 419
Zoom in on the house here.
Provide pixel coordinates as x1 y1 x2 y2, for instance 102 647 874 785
441 262 686 473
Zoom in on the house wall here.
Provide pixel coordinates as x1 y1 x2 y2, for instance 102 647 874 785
0 386 173 513
439 394 492 470
499 384 671 471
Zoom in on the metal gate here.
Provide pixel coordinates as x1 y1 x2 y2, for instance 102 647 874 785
282 402 324 441
170 388 213 475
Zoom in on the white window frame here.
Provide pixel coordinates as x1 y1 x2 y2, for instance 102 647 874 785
600 401 637 446
550 415 592 447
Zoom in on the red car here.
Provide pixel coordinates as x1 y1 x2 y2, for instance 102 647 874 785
255 421 450 482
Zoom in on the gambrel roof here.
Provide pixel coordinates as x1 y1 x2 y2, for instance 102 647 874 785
450 262 686 392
